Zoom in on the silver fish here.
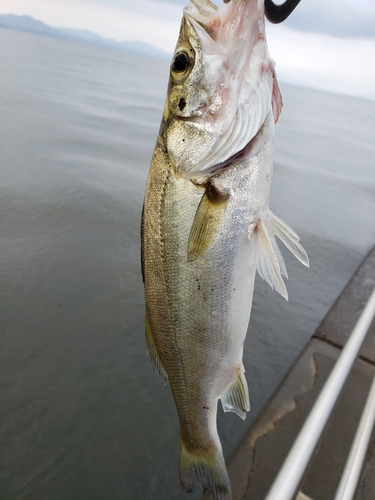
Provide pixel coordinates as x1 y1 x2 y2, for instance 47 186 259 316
141 1 308 498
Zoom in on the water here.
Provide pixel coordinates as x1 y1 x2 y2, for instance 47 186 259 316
1 28 375 500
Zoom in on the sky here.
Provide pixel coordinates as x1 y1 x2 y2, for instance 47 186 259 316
1 0 375 100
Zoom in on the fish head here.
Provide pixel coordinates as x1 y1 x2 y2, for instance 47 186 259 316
163 0 282 179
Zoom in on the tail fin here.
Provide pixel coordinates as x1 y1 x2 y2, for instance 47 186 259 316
179 440 231 500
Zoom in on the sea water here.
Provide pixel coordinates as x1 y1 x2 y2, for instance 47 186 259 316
1 28 375 499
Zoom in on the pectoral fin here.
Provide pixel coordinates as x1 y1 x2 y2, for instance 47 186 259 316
145 313 168 385
251 211 309 300
268 211 309 267
188 182 229 261
254 217 289 299
220 365 250 420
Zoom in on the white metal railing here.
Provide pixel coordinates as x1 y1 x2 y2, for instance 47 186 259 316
265 286 375 500
333 374 375 500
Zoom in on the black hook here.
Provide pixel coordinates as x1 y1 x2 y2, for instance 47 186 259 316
264 0 302 24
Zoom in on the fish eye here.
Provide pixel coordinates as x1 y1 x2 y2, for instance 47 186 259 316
170 48 194 82
173 53 188 73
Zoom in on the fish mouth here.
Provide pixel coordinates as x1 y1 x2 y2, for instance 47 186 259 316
184 0 263 47
167 1 276 180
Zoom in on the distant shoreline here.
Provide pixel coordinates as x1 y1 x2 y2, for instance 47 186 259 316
0 13 170 60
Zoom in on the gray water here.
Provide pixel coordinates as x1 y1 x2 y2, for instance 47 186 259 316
1 27 375 500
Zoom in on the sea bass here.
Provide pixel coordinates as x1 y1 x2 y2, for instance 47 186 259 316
141 0 308 498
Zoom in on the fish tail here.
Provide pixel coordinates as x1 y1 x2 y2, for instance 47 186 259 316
179 439 231 500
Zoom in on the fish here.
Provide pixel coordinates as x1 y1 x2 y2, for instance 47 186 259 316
141 0 308 499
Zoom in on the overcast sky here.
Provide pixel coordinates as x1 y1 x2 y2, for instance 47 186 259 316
1 0 375 100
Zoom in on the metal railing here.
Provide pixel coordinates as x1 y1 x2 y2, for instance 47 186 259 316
265 287 375 500
333 374 375 500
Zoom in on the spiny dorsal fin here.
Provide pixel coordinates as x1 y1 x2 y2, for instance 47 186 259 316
187 182 229 261
220 365 250 420
145 313 168 385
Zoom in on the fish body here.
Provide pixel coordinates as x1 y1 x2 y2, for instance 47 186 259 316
141 1 308 498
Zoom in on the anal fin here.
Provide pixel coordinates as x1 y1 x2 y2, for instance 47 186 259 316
188 181 229 261
220 365 250 420
145 313 168 385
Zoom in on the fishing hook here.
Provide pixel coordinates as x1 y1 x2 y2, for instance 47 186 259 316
264 0 302 24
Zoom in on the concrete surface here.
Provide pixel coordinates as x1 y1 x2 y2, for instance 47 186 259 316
314 247 375 364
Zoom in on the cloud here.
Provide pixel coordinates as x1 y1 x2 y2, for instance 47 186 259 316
266 24 375 100
282 0 375 39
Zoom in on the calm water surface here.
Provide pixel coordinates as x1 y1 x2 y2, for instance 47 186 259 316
1 28 375 500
